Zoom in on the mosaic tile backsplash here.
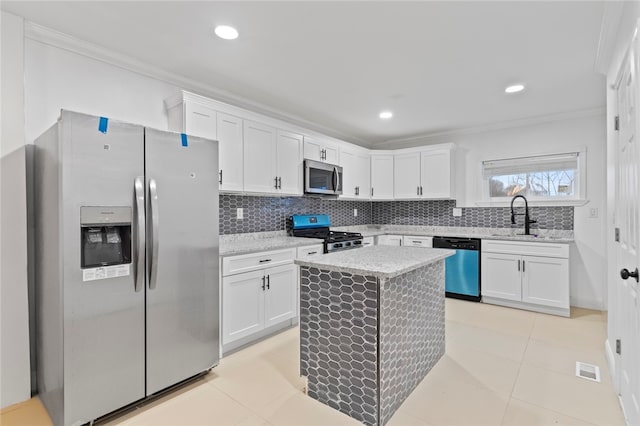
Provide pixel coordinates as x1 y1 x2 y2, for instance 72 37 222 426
219 195 573 234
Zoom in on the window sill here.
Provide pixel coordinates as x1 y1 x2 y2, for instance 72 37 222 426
475 199 589 207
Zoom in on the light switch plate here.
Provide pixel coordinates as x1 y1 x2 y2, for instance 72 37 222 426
236 208 244 220
452 208 463 217
589 208 598 218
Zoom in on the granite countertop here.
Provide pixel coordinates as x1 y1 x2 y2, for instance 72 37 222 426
220 231 323 256
334 225 574 243
294 246 455 280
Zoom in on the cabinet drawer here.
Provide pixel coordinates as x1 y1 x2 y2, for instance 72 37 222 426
482 239 569 258
403 235 433 248
296 244 324 259
362 236 375 247
223 248 295 276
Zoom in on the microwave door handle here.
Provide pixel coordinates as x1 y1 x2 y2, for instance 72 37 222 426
148 178 160 290
134 177 145 293
332 167 338 191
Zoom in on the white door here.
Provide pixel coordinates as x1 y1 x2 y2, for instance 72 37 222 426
481 252 522 301
264 264 298 328
340 149 358 198
303 137 323 161
275 130 303 195
184 102 217 139
394 152 421 199
371 154 394 199
355 152 371 200
222 270 265 344
243 120 276 193
613 36 640 426
521 255 569 308
323 144 339 164
217 112 243 192
421 149 452 199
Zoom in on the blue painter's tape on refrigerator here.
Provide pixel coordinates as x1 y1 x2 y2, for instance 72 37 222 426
181 133 188 147
98 117 109 133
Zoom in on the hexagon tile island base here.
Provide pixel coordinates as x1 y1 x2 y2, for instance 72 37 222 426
299 262 446 426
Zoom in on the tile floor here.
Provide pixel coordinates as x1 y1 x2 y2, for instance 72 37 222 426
1 300 626 426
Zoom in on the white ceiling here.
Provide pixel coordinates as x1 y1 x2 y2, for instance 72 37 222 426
2 1 606 147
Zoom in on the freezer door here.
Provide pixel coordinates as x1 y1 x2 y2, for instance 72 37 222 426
145 128 220 395
59 111 146 424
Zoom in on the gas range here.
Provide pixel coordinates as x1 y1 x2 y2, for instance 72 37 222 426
288 214 364 253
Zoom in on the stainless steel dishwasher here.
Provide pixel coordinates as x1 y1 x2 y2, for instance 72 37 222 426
433 236 481 302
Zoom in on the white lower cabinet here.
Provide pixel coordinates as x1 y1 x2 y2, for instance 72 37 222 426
481 240 570 316
403 235 433 248
362 236 375 247
222 249 297 346
377 235 403 246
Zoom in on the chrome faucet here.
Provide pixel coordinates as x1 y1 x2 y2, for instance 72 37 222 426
510 195 537 235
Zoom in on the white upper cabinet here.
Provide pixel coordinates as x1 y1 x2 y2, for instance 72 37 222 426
183 102 217 139
394 145 455 200
303 136 339 164
394 152 422 199
339 146 370 199
420 149 454 199
243 120 277 193
370 154 394 200
275 130 303 195
216 112 244 192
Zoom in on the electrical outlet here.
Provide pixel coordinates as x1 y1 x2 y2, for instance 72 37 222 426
354 208 358 217
236 208 244 220
452 208 462 217
589 208 598 218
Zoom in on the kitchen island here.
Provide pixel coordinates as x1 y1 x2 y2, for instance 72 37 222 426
294 246 454 426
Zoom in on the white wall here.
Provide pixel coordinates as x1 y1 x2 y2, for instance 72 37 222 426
1 11 31 409
24 39 181 144
378 113 608 310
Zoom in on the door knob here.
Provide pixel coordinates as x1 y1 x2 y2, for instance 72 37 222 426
620 267 639 282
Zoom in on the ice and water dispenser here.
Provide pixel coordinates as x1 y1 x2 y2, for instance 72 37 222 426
80 206 132 268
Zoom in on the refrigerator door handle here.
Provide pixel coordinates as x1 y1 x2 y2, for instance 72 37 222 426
148 178 160 290
134 177 145 293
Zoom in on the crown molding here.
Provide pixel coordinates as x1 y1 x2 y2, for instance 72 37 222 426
594 1 625 75
23 21 370 147
372 106 606 150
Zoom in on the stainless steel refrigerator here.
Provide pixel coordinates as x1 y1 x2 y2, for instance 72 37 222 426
31 110 219 426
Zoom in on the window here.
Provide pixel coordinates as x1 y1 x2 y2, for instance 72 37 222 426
482 152 585 201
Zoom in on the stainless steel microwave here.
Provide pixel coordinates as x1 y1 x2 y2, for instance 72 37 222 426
304 159 343 195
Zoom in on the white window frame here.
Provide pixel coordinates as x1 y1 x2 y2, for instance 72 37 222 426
479 149 587 206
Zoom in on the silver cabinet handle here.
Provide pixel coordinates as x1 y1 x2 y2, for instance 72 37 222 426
259 259 272 263
307 251 318 255
518 259 521 271
371 187 374 197
261 276 266 291
148 178 160 290
134 177 145 293
278 177 282 189
274 176 279 189
219 170 223 184
522 260 525 273
417 186 420 195
420 186 423 195
266 275 270 290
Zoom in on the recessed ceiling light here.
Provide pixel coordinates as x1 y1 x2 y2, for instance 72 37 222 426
379 111 393 119
505 84 525 94
214 25 239 40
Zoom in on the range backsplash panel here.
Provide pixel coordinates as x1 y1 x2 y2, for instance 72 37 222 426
219 195 573 234
219 195 373 235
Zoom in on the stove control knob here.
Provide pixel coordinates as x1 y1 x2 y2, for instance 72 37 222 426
345 242 351 247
